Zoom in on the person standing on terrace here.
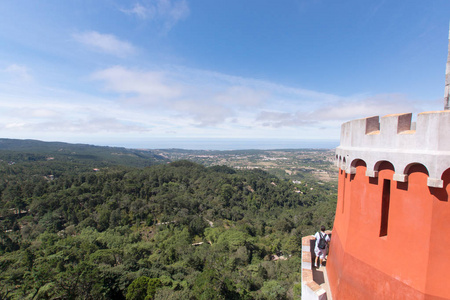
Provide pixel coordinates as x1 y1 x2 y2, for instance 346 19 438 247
314 225 330 268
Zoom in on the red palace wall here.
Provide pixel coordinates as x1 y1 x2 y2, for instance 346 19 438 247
327 162 450 299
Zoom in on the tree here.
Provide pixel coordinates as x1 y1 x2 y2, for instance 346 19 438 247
146 278 162 299
126 276 162 300
127 276 150 300
261 280 287 300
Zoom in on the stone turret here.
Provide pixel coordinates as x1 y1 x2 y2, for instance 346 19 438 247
327 109 450 299
302 24 450 300
326 27 450 299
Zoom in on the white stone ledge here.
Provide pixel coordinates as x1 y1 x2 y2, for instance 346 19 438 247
336 147 450 188
393 173 408 182
427 178 444 188
366 170 378 178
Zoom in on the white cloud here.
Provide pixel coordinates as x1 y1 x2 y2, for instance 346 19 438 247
1 117 149 133
121 3 152 19
0 61 428 143
256 93 419 128
17 108 59 119
0 96 151 134
173 100 233 126
214 86 267 107
121 0 190 32
172 66 343 105
89 65 427 133
2 64 33 82
91 66 180 100
313 94 417 121
90 66 269 126
256 111 314 128
73 31 136 57
4 122 27 129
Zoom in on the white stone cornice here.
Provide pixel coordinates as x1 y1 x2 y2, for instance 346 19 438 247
336 112 450 188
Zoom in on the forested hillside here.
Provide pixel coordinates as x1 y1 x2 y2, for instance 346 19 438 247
0 138 168 168
0 143 336 299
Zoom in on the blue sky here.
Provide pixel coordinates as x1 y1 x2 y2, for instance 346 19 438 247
0 0 449 148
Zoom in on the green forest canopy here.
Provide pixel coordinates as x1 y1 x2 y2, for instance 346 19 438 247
0 141 336 299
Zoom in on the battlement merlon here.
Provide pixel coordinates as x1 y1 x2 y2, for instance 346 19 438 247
336 111 450 188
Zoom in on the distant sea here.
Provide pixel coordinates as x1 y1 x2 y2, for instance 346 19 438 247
128 138 340 151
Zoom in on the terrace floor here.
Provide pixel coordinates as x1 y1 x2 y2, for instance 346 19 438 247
313 263 332 300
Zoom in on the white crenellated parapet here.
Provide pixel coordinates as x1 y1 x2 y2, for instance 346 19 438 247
335 111 450 188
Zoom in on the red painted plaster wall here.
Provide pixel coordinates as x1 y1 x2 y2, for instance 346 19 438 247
328 164 450 299
426 168 450 298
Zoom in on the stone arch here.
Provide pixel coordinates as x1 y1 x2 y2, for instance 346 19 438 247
403 163 429 176
397 163 429 189
430 168 450 202
350 158 367 168
374 160 395 172
337 155 343 174
442 167 450 183
367 160 395 180
442 168 450 197
349 158 367 175
375 161 395 182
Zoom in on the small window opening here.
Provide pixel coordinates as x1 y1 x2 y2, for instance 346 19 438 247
341 176 346 214
380 179 391 237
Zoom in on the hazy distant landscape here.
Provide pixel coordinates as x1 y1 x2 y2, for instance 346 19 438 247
123 138 339 151
155 148 337 183
0 138 338 182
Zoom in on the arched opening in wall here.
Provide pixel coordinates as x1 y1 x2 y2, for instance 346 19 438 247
342 159 367 214
350 159 367 181
400 163 429 191
404 163 429 176
430 168 450 202
374 160 395 174
368 160 394 185
374 161 395 237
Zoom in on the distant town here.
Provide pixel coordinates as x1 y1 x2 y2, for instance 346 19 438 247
152 148 338 183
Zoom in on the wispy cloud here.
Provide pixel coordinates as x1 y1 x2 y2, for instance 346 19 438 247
214 86 267 107
15 108 60 119
2 64 33 82
91 66 180 100
256 111 315 128
256 93 419 128
73 31 136 57
173 100 233 127
121 0 190 32
122 3 150 19
1 117 149 134
90 66 269 126
89 65 427 132
0 92 151 135
0 62 427 142
312 94 416 121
